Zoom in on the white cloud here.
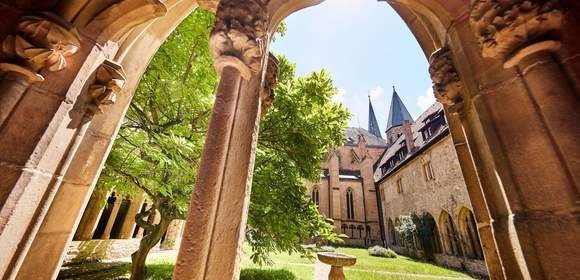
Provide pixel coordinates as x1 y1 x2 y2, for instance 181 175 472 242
368 86 384 100
417 87 436 111
332 88 346 104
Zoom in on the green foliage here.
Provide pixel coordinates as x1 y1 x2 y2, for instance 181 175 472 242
247 55 350 264
240 268 296 280
368 246 397 258
100 10 217 219
99 9 350 269
395 215 416 246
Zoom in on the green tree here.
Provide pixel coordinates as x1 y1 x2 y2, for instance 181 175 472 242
99 10 217 280
247 56 351 264
99 9 350 279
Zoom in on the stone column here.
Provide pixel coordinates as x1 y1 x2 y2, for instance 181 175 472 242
0 70 43 126
469 2 580 279
429 47 505 279
172 1 281 279
118 191 146 239
74 190 109 241
161 220 185 250
101 195 123 240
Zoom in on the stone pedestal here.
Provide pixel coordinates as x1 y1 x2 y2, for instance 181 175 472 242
317 252 357 280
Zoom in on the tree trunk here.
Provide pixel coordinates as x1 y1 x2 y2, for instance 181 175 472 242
130 214 172 280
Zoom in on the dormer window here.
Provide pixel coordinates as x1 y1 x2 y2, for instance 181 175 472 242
420 110 447 141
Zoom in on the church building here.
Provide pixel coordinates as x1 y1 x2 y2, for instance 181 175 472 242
308 88 487 276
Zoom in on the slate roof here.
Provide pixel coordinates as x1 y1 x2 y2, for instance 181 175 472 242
386 87 414 130
374 102 448 181
344 127 388 147
368 98 382 139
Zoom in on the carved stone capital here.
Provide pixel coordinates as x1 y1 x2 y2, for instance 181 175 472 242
470 0 563 60
429 47 462 106
85 60 127 115
209 0 267 80
261 53 279 117
0 12 81 80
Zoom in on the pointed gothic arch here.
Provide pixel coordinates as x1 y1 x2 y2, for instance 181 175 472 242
311 186 320 207
0 0 578 279
346 188 355 220
459 207 484 259
439 210 461 256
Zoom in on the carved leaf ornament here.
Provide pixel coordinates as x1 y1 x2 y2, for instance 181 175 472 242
428 47 462 106
209 0 267 79
86 60 127 114
470 0 563 59
0 12 81 81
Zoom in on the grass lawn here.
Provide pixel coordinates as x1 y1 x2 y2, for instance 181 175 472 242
335 247 471 278
58 246 474 279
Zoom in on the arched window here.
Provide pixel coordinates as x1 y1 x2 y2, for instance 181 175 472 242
439 211 461 256
346 188 355 220
311 186 319 207
459 208 484 259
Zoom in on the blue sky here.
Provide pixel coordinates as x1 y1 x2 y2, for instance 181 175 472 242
270 0 435 133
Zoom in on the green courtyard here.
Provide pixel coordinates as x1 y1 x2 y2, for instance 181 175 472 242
58 246 474 280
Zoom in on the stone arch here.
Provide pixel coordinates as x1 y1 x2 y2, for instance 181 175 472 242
394 217 402 246
439 210 461 256
420 212 442 255
0 0 578 279
387 218 396 246
458 207 483 259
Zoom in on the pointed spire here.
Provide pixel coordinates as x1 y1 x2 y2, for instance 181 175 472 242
386 86 414 131
368 96 382 138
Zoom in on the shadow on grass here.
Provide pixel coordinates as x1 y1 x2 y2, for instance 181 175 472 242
59 262 297 280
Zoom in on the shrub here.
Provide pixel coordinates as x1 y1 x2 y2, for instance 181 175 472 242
240 268 296 280
368 246 397 258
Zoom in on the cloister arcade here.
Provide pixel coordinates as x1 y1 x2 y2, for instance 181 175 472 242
0 0 578 279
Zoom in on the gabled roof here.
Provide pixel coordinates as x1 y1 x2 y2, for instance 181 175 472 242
368 97 382 139
374 102 448 181
344 127 387 147
386 87 414 130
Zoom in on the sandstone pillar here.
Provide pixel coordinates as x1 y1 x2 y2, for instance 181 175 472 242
75 190 109 241
172 1 288 278
101 195 123 240
428 47 505 279
161 220 185 250
468 2 580 278
118 191 146 239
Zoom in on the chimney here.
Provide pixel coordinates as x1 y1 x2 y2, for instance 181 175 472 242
402 120 415 153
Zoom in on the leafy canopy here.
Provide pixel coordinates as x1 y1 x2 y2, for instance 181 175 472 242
248 56 351 264
98 9 350 264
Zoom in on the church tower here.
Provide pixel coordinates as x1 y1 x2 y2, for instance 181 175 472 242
385 86 414 146
368 97 382 139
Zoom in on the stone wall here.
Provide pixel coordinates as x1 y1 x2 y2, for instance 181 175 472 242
378 136 472 223
67 239 160 263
